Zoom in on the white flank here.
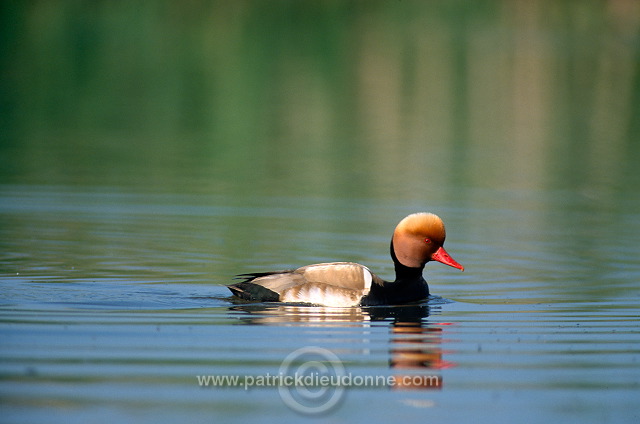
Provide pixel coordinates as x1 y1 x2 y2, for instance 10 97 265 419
281 284 361 307
362 266 372 292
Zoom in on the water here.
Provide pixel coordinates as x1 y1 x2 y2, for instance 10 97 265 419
2 1 640 423
1 185 639 423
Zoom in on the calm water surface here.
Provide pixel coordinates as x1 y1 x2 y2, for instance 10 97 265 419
1 185 638 423
2 2 640 423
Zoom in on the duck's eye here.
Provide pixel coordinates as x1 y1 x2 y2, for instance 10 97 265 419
424 238 432 244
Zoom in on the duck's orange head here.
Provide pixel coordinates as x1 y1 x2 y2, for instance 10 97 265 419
392 212 464 271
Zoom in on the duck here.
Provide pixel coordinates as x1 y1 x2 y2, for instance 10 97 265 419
227 212 464 307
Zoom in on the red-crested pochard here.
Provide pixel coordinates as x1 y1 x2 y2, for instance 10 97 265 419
228 212 464 307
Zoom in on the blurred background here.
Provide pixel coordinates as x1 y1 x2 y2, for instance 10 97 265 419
2 3 640 423
2 0 639 200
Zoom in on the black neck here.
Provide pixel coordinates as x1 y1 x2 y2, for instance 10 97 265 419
359 241 429 305
390 240 425 282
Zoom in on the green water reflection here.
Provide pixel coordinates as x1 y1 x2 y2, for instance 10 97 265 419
2 1 639 201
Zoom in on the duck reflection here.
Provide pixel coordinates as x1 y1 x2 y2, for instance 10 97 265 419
229 302 451 390
387 320 447 389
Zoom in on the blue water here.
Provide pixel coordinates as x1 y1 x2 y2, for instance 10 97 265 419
1 185 638 423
